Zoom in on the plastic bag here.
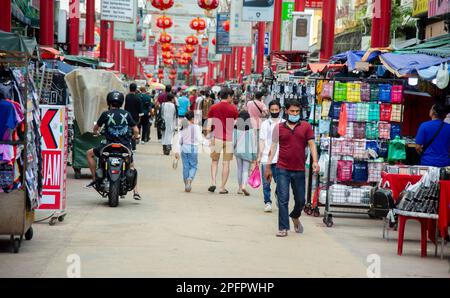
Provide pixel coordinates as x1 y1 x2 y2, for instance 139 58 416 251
248 166 262 188
388 136 406 161
338 103 348 136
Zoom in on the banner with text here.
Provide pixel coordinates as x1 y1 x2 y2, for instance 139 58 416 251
101 0 135 23
216 13 232 54
229 0 253 46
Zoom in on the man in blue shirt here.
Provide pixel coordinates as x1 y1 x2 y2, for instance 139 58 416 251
415 103 450 167
177 91 190 118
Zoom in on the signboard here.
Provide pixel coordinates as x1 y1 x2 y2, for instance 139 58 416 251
38 106 68 212
428 0 449 17
305 0 323 8
69 0 80 19
101 0 135 23
229 0 253 46
242 0 275 21
255 32 271 56
281 1 295 51
282 1 295 20
413 0 429 16
216 13 232 54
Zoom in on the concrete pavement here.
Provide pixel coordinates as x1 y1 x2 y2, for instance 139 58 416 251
0 132 448 277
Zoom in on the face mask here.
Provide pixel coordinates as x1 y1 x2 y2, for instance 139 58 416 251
288 115 300 123
270 112 280 119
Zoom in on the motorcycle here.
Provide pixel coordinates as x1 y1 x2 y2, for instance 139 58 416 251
93 143 138 207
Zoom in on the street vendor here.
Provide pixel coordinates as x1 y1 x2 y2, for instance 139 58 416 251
415 103 450 167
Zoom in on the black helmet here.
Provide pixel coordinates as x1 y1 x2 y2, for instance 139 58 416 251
106 91 124 108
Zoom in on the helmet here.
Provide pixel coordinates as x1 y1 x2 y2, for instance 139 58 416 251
106 91 124 108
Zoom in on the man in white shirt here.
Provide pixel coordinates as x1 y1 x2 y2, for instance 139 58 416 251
257 100 285 212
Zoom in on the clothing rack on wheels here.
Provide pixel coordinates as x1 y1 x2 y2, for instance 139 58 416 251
0 32 42 253
317 77 406 227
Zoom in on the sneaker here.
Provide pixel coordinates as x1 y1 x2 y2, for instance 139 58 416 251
85 180 96 188
133 192 142 200
264 203 272 213
185 179 192 192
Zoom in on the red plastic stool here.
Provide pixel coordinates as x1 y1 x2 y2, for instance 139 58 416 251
397 215 433 257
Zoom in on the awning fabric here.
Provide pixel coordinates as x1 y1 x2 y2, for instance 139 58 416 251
307 63 345 73
62 55 99 67
379 53 450 77
0 30 37 56
43 60 77 74
331 48 390 71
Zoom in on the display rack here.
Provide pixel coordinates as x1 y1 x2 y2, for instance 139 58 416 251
0 41 42 253
316 77 406 227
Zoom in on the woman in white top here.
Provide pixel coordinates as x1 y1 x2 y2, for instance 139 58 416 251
257 100 285 212
161 93 177 155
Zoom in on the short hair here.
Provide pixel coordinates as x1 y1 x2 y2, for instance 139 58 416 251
185 110 195 121
432 103 449 119
151 90 156 95
165 85 172 93
254 91 264 100
219 87 231 100
129 83 137 92
210 93 216 100
140 86 146 92
285 100 301 110
268 100 281 109
199 90 205 96
167 93 175 102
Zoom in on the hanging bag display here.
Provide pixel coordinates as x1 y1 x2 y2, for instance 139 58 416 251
378 122 391 139
321 81 334 99
347 82 361 102
380 104 392 121
378 140 389 158
352 161 369 182
330 101 342 119
370 84 380 102
318 119 331 134
390 123 401 139
365 122 379 139
334 81 347 102
353 139 367 159
321 100 332 118
368 103 380 122
356 103 369 122
379 84 392 103
388 136 406 161
338 103 348 136
345 122 354 139
390 104 403 122
360 82 371 102
346 103 357 121
368 161 386 182
337 160 353 182
353 122 366 139
390 85 403 103
341 139 354 156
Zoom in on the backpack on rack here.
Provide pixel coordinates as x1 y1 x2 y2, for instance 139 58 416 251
369 180 395 219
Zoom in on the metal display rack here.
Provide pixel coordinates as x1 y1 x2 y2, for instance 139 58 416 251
317 77 406 227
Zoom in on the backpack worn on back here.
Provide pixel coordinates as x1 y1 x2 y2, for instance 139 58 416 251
262 67 275 87
201 98 213 119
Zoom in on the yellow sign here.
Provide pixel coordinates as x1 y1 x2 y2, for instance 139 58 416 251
413 0 429 16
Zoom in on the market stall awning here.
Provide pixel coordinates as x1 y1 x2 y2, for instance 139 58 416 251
331 48 390 71
307 63 345 73
379 52 450 77
62 55 99 67
395 34 450 58
12 0 40 28
0 30 37 56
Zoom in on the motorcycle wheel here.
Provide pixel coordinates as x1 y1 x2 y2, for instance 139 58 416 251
108 180 120 207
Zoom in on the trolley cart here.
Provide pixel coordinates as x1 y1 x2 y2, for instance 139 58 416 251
72 121 104 179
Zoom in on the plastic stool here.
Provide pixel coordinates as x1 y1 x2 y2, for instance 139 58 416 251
397 215 432 257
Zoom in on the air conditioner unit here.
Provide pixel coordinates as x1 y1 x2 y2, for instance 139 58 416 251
291 12 312 52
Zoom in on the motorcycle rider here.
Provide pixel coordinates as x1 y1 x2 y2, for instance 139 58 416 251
86 91 142 200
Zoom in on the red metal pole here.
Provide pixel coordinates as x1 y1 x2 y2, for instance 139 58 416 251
220 56 225 83
295 0 306 11
236 48 243 83
100 20 108 60
85 0 95 46
271 0 282 52
114 40 120 71
245 46 252 75
224 54 230 81
0 1 12 32
319 0 336 62
40 0 54 46
107 22 114 62
68 0 80 55
256 22 266 73
371 0 381 48
380 0 392 47
230 48 236 80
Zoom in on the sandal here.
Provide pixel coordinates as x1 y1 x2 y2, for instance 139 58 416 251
208 186 216 193
219 189 229 194
292 218 303 233
242 189 250 196
276 230 288 237
133 192 142 200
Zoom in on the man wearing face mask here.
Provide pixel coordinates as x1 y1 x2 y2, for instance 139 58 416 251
257 100 285 213
264 100 319 237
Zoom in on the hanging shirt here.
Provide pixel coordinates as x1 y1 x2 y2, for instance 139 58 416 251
0 100 18 141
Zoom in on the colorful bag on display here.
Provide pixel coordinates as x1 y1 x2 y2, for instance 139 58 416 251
368 103 380 122
370 84 380 102
379 84 392 103
345 122 354 139
366 140 379 155
321 81 334 99
334 82 347 101
346 103 357 122
332 138 344 156
330 102 342 119
341 139 354 156
347 82 361 102
390 85 403 103
353 139 367 159
338 103 348 136
378 122 391 139
337 160 353 182
368 161 386 182
378 140 389 158
380 104 392 121
356 103 369 122
360 82 371 102
390 104 403 122
353 122 366 139
390 123 401 139
321 100 332 118
319 119 331 134
388 136 406 161
352 161 369 182
366 122 379 139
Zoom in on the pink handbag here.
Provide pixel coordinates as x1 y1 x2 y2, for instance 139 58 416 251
248 166 262 188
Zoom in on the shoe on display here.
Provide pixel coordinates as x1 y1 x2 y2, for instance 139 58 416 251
264 203 272 213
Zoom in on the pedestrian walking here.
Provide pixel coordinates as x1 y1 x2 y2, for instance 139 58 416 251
257 100 285 212
264 100 319 237
161 93 177 155
138 86 154 143
174 111 206 192
233 111 257 196
245 90 268 138
206 87 239 194
200 91 214 131
124 83 143 151
155 85 172 141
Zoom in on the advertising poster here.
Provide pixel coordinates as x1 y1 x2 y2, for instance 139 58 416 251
101 0 135 23
216 13 232 54
230 0 253 46
208 31 222 62
242 0 275 22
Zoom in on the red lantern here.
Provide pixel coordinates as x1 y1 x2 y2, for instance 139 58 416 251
223 20 230 32
174 52 181 59
170 69 177 75
158 68 164 74
190 17 207 32
185 35 199 46
146 73 153 79
152 78 158 82
169 74 176 80
161 43 172 52
212 37 216 46
151 0 174 11
159 33 172 44
185 45 196 54
197 0 219 11
156 16 173 30
178 59 188 65
163 59 173 65
181 53 192 61
183 70 190 76
162 52 173 59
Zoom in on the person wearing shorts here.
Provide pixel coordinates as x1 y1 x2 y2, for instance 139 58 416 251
206 87 239 194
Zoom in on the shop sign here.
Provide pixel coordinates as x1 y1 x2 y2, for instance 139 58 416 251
242 0 275 22
101 0 136 23
216 13 232 54
428 0 450 17
229 0 253 46
412 0 429 16
282 2 295 21
305 0 323 8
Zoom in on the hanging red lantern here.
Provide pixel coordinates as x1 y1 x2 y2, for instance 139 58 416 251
159 33 172 44
161 43 172 52
158 68 164 74
178 59 188 65
152 78 158 82
146 73 153 79
163 59 173 65
197 0 219 11
183 70 190 76
181 53 192 61
151 0 174 11
185 45 196 54
170 69 177 75
223 20 230 32
190 17 207 32
169 74 176 80
212 37 216 46
185 35 199 46
162 51 173 59
174 52 182 60
156 16 173 30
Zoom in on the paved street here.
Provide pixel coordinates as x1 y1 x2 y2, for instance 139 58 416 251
0 132 449 277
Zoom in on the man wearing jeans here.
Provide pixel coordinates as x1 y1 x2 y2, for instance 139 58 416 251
257 100 284 212
264 100 319 237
